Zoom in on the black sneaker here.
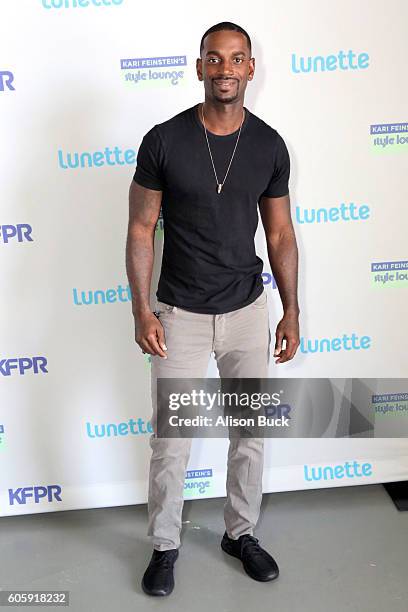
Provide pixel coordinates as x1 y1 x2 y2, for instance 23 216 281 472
221 531 279 582
141 548 179 596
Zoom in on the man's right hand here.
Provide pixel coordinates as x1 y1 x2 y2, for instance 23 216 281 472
134 311 168 358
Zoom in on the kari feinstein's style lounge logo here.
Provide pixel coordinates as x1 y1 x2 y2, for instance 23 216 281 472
370 122 408 152
120 55 187 88
372 393 408 417
184 468 214 498
371 260 408 288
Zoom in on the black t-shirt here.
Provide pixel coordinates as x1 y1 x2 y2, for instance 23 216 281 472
133 103 290 314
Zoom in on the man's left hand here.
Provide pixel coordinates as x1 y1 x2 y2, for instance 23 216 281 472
273 311 300 364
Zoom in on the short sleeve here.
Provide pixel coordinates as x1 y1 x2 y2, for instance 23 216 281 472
133 126 165 191
261 132 290 198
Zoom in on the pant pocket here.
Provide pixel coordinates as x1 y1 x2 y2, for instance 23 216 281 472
154 300 176 316
251 291 267 309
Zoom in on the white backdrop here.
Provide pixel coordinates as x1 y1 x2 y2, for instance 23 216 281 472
1 0 407 516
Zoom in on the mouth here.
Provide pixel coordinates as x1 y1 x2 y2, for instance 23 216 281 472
213 79 237 91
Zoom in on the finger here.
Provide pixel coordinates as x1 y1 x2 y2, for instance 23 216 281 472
146 332 167 358
274 330 284 356
276 339 299 363
275 349 289 364
156 322 168 353
284 338 300 361
138 340 153 355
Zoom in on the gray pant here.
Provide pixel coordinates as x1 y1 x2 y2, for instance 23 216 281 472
148 289 271 550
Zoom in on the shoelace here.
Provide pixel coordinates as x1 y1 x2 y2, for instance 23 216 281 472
240 536 268 558
152 552 177 570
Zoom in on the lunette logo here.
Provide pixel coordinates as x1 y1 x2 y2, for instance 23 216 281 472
73 283 132 305
300 334 371 354
58 147 136 169
304 461 373 481
296 203 370 224
42 0 123 8
86 418 153 438
291 50 369 73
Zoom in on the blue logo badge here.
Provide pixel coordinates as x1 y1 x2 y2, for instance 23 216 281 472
0 70 15 92
0 224 33 244
9 485 62 505
0 357 48 377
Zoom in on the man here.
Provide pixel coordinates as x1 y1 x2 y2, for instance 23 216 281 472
125 21 300 596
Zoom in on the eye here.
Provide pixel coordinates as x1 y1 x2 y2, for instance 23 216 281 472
234 57 245 63
207 57 219 63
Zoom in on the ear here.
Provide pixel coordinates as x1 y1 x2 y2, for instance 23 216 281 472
248 57 255 81
196 57 203 81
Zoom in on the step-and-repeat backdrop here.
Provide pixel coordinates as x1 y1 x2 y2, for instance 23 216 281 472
1 0 407 516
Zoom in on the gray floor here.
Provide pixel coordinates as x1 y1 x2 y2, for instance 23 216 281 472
1 484 407 612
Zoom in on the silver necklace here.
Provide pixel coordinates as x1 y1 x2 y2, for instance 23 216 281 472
201 103 245 194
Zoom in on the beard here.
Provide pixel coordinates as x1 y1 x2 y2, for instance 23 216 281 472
210 78 240 103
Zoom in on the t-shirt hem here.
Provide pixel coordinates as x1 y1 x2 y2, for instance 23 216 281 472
156 285 264 315
260 190 289 199
133 175 163 191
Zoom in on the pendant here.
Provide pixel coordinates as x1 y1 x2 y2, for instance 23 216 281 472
217 183 223 194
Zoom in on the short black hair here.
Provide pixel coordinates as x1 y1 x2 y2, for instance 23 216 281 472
199 22 252 56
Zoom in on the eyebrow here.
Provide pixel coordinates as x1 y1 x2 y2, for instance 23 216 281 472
205 50 247 56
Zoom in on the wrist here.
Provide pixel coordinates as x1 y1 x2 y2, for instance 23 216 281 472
133 304 152 318
283 305 300 316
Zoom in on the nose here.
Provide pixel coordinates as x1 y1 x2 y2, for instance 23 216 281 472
218 59 234 77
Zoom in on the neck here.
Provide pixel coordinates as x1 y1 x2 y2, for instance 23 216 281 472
199 100 245 135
